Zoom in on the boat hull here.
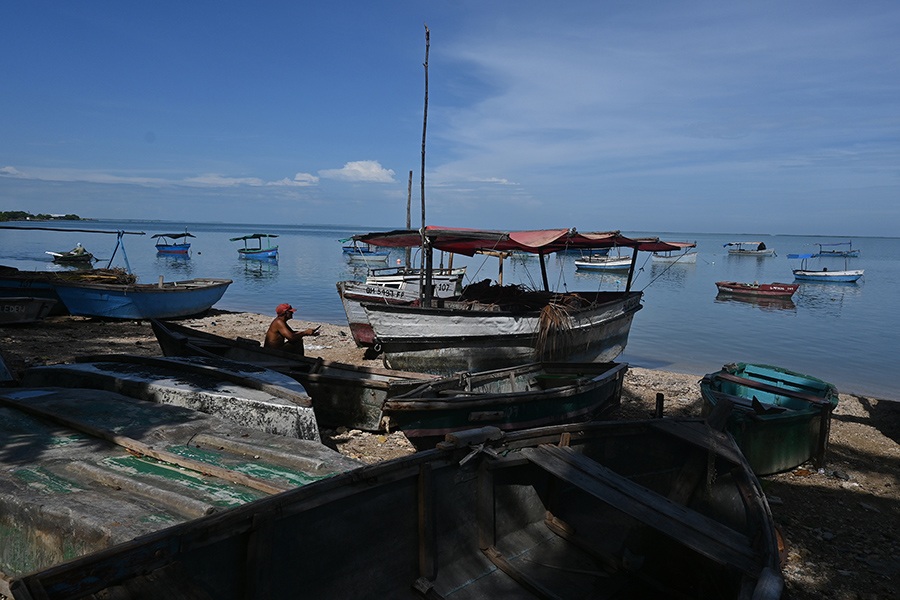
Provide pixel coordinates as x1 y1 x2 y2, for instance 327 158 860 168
573 257 632 271
700 362 839 475
383 362 627 446
792 269 863 283
0 297 57 324
715 281 798 297
651 251 698 264
364 291 643 374
238 248 278 260
156 243 191 255
52 278 231 319
7 420 783 600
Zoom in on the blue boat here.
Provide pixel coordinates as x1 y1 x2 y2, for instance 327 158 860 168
51 277 232 319
152 231 195 255
231 233 279 260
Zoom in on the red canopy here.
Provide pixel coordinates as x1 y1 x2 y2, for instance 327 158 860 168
353 226 683 257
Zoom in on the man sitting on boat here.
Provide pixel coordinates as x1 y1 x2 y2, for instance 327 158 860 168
264 303 319 355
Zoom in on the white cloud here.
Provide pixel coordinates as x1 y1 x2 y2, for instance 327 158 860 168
318 160 395 183
182 174 265 187
269 172 320 187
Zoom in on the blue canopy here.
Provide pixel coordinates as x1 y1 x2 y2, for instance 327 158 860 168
787 253 815 259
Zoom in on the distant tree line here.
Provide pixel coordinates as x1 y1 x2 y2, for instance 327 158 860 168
0 211 83 222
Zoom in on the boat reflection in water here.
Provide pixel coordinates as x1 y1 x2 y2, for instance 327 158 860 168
237 256 279 282
714 292 796 312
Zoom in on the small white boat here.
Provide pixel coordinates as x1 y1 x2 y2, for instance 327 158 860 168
574 250 633 271
651 242 698 264
789 253 864 283
724 241 775 256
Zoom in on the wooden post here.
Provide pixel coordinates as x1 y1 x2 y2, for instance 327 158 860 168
655 392 665 418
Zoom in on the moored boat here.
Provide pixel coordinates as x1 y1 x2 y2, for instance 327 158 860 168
152 231 195 255
573 249 633 271
651 241 698 263
789 253 864 283
715 281 799 298
813 240 859 258
383 361 627 448
352 227 683 374
700 362 839 475
7 420 784 600
52 277 232 319
0 296 58 324
231 233 279 260
724 241 776 256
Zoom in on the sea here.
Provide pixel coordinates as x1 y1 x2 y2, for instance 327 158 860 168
2 219 897 401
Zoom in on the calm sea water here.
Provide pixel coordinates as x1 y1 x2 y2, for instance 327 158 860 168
2 220 897 401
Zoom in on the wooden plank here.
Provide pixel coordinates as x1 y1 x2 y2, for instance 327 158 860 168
714 372 830 406
482 545 564 600
522 445 760 575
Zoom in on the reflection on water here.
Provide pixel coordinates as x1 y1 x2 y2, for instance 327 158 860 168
793 281 863 315
155 254 194 276
573 270 628 290
648 262 694 287
235 257 279 283
714 292 796 312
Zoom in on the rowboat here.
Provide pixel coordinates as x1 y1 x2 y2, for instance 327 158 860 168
0 266 141 316
352 227 683 374
6 420 784 599
0 385 361 594
0 296 58 324
21 354 320 441
724 241 776 256
788 253 864 283
230 233 279 260
342 241 390 263
152 231 195 254
651 241 698 264
150 318 437 431
715 281 799 298
383 361 627 448
45 244 95 265
337 265 466 347
51 277 232 319
700 362 839 475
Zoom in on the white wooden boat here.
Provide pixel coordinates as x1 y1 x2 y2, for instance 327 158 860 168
352 227 682 374
724 241 775 256
573 251 633 271
337 266 465 347
651 241 698 263
788 253 864 283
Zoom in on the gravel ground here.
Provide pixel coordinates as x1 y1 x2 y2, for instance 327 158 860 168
2 309 898 599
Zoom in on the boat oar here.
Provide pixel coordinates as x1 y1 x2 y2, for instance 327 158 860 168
0 393 292 495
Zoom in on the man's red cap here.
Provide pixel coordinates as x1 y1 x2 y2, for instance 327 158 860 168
276 303 295 316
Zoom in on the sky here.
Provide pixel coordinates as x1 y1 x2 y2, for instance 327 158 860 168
2 1 898 236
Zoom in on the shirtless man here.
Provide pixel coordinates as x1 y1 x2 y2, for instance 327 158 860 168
264 303 319 355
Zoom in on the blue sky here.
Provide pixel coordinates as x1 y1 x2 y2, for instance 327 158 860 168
2 1 898 236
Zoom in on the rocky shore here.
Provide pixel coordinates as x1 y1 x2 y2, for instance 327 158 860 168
1 310 897 599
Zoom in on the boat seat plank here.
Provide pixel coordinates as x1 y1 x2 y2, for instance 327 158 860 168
714 373 830 405
522 445 760 575
739 366 829 392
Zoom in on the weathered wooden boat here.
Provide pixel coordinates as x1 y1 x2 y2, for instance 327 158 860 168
724 241 776 256
337 265 466 347
51 276 232 319
813 240 859 258
352 227 683 374
384 361 627 448
788 254 864 283
0 266 142 316
21 354 320 441
700 362 839 475
0 296 58 324
6 420 784 600
150 318 437 430
152 231 195 254
715 281 799 298
231 233 279 260
651 241 698 264
0 386 361 596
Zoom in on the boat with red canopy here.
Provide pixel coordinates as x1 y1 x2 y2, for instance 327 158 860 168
349 226 682 374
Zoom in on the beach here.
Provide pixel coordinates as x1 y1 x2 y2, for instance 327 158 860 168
1 311 898 599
